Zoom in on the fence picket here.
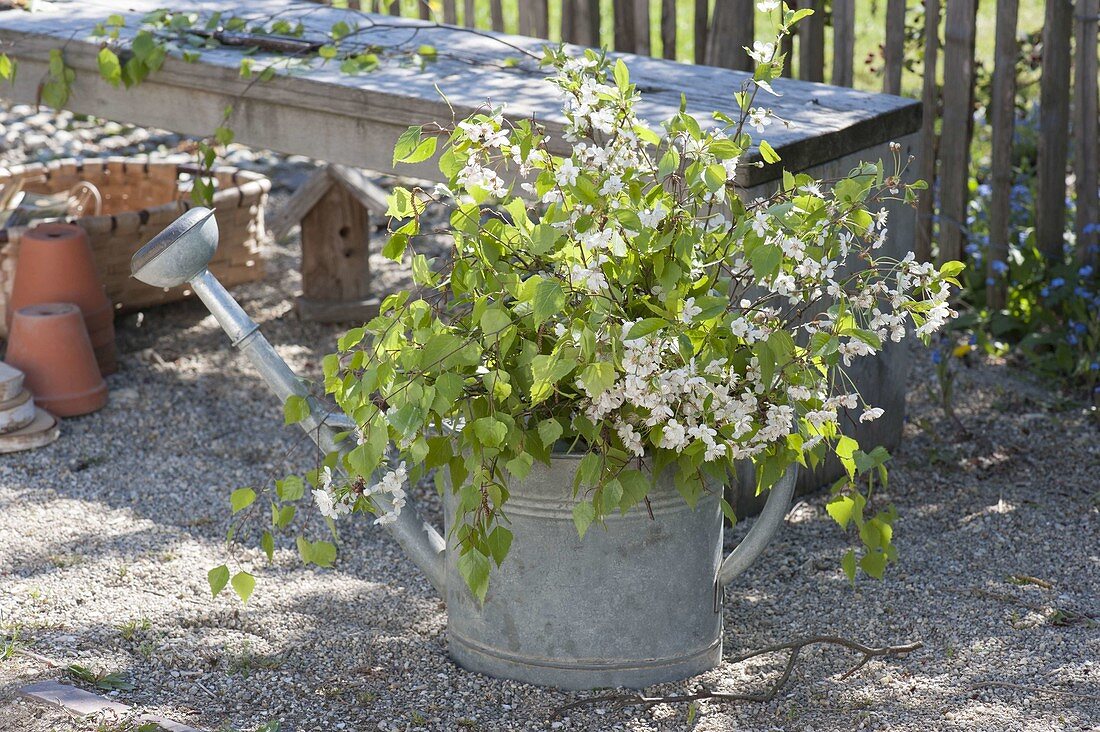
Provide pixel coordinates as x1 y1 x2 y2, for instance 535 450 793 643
1074 0 1099 266
613 0 638 52
936 0 977 264
706 0 754 71
987 0 1018 309
633 0 651 55
418 0 431 20
489 0 504 30
832 0 855 87
464 0 476 26
883 0 906 94
1037 0 1073 262
562 0 599 45
443 0 457 24
915 0 939 262
781 31 793 76
661 0 677 59
797 0 825 82
694 0 709 65
519 0 550 38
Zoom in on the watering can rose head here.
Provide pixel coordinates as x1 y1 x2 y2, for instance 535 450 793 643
289 49 960 600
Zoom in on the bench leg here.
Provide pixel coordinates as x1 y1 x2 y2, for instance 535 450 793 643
296 179 380 323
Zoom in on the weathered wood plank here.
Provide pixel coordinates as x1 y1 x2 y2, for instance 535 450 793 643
780 29 793 76
797 0 825 82
937 0 977 264
883 0 906 95
613 0 637 52
419 0 432 21
464 0 476 27
694 0 708 65
986 0 1017 309
831 0 855 87
915 0 939 262
0 0 920 190
632 0 651 56
518 0 549 38
706 0 754 72
489 0 504 31
1074 0 1099 267
660 0 676 59
1036 0 1072 262
561 0 599 46
443 0 457 24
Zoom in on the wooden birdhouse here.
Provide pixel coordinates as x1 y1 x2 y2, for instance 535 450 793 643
271 163 389 322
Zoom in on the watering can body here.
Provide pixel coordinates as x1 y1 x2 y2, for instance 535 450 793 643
131 208 797 690
448 456 747 689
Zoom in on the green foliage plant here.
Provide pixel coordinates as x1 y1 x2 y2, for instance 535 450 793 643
286 9 960 600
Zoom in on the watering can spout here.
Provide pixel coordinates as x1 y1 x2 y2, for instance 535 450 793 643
131 208 447 595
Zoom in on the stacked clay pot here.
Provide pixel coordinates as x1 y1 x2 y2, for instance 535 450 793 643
5 303 108 417
7 223 117 375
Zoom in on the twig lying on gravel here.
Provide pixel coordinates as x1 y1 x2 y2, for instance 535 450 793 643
1007 574 1054 589
963 588 1097 627
14 648 63 668
552 635 923 717
970 681 1100 702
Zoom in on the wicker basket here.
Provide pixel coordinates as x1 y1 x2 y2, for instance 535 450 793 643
0 157 269 336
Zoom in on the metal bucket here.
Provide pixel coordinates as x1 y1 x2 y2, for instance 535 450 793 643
445 457 796 689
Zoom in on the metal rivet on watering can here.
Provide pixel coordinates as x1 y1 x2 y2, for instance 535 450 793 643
132 210 796 690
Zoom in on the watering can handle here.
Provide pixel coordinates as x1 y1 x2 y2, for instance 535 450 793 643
716 465 797 588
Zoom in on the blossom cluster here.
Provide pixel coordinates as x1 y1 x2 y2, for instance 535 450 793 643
313 462 407 526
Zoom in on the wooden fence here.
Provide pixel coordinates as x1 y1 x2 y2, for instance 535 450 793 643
344 0 1100 296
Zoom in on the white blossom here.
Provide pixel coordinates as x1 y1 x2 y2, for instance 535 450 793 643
860 407 885 423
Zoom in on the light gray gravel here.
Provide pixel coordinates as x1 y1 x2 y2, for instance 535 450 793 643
1 111 1098 732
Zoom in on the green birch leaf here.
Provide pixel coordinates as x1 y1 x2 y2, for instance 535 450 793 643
572 500 595 539
230 487 256 514
860 551 886 580
0 54 14 82
207 565 230 597
532 278 565 327
457 549 491 603
537 418 563 447
283 395 310 425
97 47 122 87
310 540 337 567
260 531 274 561
841 549 857 584
486 526 513 566
758 140 781 164
472 417 507 448
231 571 255 603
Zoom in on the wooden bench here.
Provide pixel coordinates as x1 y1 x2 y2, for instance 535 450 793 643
0 0 922 501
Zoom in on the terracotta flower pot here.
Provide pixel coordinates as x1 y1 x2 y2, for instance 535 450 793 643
5 303 108 417
8 223 117 375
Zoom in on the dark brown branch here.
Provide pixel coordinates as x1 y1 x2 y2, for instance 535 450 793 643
551 635 922 717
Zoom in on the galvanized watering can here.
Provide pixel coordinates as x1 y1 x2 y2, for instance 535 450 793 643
132 208 797 690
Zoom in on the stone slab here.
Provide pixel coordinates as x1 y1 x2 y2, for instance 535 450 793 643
19 680 201 732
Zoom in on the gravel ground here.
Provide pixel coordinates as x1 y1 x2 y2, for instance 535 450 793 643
1 110 1098 732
